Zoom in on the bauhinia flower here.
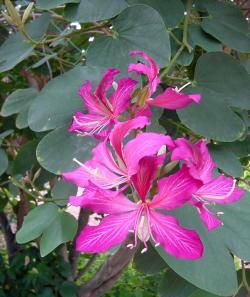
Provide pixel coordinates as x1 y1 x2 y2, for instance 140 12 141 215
191 175 244 231
169 138 216 184
169 138 245 230
74 157 203 259
128 51 201 111
69 68 137 138
63 116 173 192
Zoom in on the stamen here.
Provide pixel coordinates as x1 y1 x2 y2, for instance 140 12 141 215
141 248 147 254
155 243 160 247
177 82 192 92
127 244 134 249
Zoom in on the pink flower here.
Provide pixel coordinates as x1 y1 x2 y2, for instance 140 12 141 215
69 68 137 138
191 175 244 231
128 51 201 111
169 138 216 184
63 116 174 191
75 158 203 259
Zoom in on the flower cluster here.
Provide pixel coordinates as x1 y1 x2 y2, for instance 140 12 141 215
63 51 244 260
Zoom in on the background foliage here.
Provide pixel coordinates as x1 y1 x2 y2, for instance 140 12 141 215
0 0 249 296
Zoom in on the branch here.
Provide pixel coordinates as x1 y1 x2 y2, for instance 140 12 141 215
79 236 137 297
0 211 19 258
69 208 90 280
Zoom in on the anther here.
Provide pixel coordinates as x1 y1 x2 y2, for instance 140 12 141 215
127 244 134 249
155 243 160 247
128 230 134 233
141 248 147 254
217 212 224 216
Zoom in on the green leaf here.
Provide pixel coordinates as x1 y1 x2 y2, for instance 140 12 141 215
201 0 250 52
146 106 165 133
12 140 39 175
28 66 105 132
40 211 77 257
0 149 8 176
86 5 170 71
177 88 245 141
51 179 77 206
127 0 185 28
212 193 250 261
157 192 250 296
59 281 78 297
1 88 37 129
16 203 59 243
208 144 243 177
189 24 222 52
31 53 57 69
159 269 220 297
37 0 79 10
134 242 167 274
1 88 37 116
222 137 250 158
0 13 50 73
15 108 30 129
16 203 77 257
156 204 238 296
65 0 128 23
36 126 96 174
195 52 250 110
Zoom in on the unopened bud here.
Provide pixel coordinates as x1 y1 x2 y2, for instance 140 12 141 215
22 2 34 24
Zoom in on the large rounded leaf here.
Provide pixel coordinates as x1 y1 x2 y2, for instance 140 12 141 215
16 203 77 257
65 0 127 22
40 211 77 257
156 205 238 296
177 88 245 142
0 14 50 73
159 269 220 297
37 0 79 10
156 192 250 296
195 52 250 109
201 0 250 52
28 66 104 132
127 0 184 28
36 126 97 174
86 5 170 71
208 144 243 177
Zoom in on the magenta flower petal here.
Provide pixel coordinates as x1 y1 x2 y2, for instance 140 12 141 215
70 183 138 213
124 132 174 176
194 202 222 231
150 166 200 210
109 116 150 162
110 77 137 115
131 156 160 202
128 51 160 94
95 68 120 105
194 175 244 204
62 164 91 188
76 211 136 253
78 81 108 115
92 141 125 176
69 111 111 135
171 138 216 184
149 210 203 259
149 88 201 110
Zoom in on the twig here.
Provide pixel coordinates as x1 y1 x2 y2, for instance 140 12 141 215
76 254 98 280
